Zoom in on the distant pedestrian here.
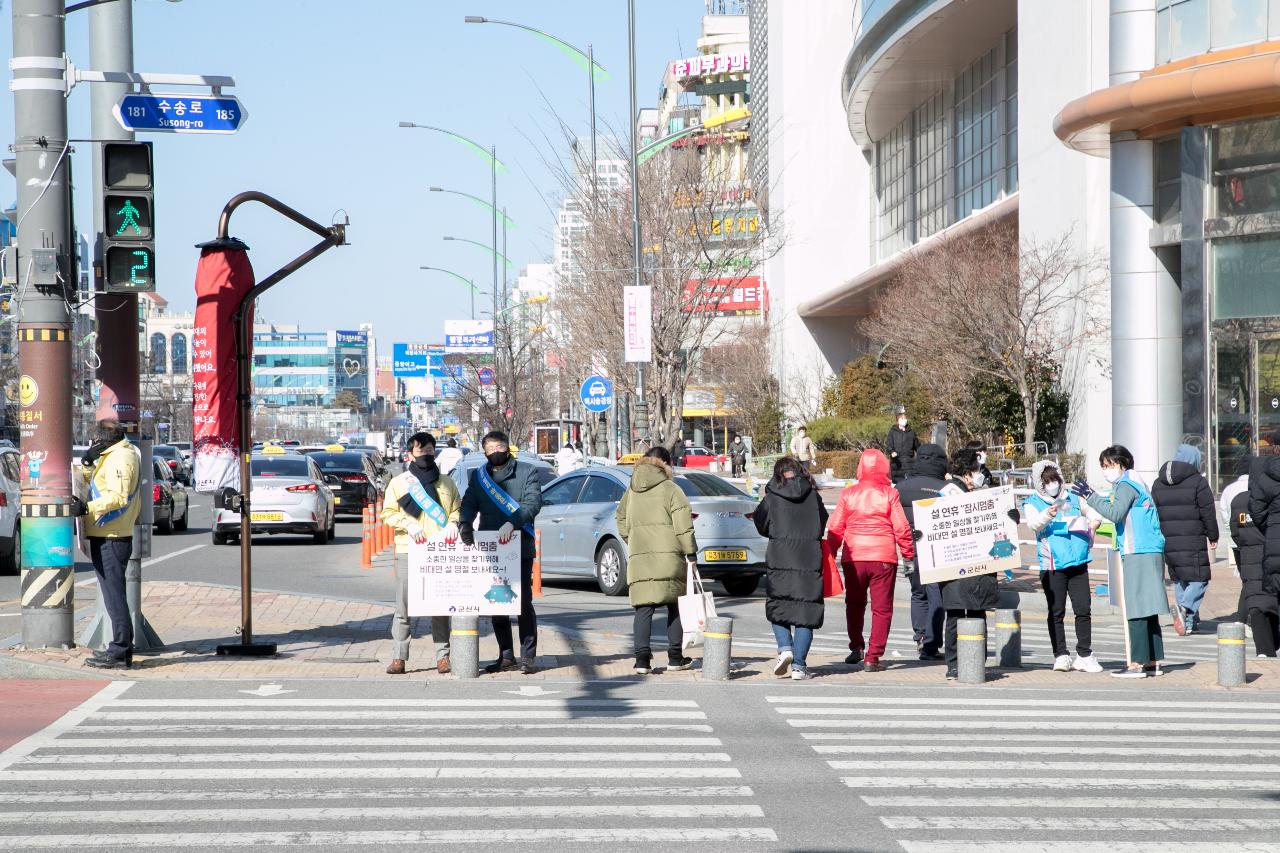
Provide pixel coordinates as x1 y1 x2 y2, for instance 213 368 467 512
459 430 544 675
754 456 829 680
826 449 915 672
435 438 463 476
1023 459 1103 673
1152 444 1218 635
616 446 697 675
965 439 994 487
381 432 460 675
556 442 583 477
730 435 748 478
1248 447 1280 657
1231 484 1280 657
885 406 919 483
790 426 817 472
938 448 1001 680
1220 460 1250 532
1072 445 1169 678
896 443 948 661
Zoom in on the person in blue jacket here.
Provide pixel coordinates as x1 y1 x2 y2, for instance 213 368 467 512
1024 460 1103 673
1072 445 1169 678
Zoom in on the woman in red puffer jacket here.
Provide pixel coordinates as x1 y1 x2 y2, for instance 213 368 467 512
827 448 915 672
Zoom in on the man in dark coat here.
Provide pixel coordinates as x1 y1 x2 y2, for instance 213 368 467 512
896 443 947 660
1152 444 1219 635
1231 486 1280 656
885 406 919 483
460 430 545 674
1248 445 1280 651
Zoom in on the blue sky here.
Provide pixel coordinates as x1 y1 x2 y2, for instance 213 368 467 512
2 0 706 346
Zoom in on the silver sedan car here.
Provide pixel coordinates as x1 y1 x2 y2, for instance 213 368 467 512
536 466 766 597
212 451 336 545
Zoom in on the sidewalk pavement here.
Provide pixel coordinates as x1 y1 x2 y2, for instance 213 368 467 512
2 579 1274 690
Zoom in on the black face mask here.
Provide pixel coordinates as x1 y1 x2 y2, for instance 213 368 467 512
486 451 511 468
412 453 435 470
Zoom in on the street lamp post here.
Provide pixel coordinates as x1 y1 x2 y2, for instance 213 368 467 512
626 0 648 446
441 236 513 321
419 266 485 320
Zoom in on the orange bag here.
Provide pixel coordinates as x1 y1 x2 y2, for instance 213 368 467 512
821 536 844 597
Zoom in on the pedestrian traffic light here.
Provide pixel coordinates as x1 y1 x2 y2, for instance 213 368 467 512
102 141 155 293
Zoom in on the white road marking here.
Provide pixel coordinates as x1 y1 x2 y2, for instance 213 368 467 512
95 710 708 721
898 844 1280 853
864 795 1280 810
44 736 724 748
0 827 779 848
843 776 1279 790
0 785 757 804
816 744 1280 757
21 750 732 765
140 543 207 568
769 695 1280 711
0 682 132 774
776 707 1278 720
830 759 1280 773
0 767 744 781
107 698 699 708
805 732 1280 746
885 815 1280 831
791 719 1280 732
70 722 717 733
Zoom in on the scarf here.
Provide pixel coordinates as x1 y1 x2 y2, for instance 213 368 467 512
398 460 441 520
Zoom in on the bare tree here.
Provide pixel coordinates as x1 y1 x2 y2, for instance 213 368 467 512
862 225 1107 452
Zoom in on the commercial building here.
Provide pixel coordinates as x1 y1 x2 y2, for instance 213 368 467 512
250 326 375 409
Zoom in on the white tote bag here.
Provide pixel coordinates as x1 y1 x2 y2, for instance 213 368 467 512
678 561 717 650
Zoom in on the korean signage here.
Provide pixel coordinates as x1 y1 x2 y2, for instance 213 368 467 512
334 329 367 346
682 211 760 241
624 286 652 364
671 52 749 81
444 319 495 354
114 93 247 135
393 343 446 378
913 486 1020 584
407 531 522 616
682 277 768 316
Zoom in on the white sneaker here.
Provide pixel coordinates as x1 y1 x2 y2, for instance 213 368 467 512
1072 654 1104 674
772 650 794 677
1052 654 1072 672
791 668 810 680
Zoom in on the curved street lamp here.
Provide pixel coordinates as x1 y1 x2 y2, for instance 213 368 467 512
420 265 487 320
442 235 513 271
429 187 515 229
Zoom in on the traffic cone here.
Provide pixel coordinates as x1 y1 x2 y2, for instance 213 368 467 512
360 505 372 570
533 529 543 598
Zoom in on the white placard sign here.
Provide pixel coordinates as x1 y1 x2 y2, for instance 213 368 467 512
407 531 522 617
623 285 653 363
913 486 1020 584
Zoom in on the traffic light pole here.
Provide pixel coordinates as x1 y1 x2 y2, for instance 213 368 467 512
80 0 161 653
11 0 77 648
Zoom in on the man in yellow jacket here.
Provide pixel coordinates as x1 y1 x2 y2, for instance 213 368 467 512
381 432 461 675
76 419 141 669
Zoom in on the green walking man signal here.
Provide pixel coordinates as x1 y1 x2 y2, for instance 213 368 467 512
101 142 155 292
114 199 144 236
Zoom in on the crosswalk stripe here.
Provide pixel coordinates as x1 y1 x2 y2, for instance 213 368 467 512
829 759 1280 773
71 722 717 733
790 719 1280 731
897 843 1280 852
884 815 1280 831
842 776 1279 790
804 733 1280 745
0 827 780 848
862 795 1280 810
106 699 700 708
776 707 1276 720
0 767 745 781
42 736 724 749
0 785 757 804
0 804 766 825
769 695 1280 710
21 751 733 765
816 744 1280 757
93 710 708 720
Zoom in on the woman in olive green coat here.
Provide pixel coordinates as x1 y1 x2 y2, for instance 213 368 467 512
617 447 699 674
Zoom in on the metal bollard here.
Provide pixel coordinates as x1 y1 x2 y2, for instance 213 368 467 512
957 617 987 684
995 609 1022 668
701 616 733 680
1217 622 1247 687
451 615 480 679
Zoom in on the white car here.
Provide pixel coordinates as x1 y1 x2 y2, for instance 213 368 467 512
212 450 336 545
0 446 20 575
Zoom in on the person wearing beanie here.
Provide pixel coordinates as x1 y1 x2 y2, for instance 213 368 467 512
896 443 948 660
1151 443 1219 635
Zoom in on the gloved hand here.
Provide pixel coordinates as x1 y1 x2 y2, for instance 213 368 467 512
911 528 924 542
1007 509 1021 525
69 496 88 517
497 521 515 544
441 522 459 544
459 524 475 547
1070 479 1094 499
405 519 427 545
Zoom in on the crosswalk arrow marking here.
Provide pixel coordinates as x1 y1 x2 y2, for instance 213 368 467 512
503 686 560 697
237 683 295 698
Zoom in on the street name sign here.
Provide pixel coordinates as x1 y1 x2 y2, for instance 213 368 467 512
114 93 248 135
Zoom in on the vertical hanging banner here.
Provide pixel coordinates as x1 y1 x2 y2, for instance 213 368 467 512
624 285 653 363
191 244 257 493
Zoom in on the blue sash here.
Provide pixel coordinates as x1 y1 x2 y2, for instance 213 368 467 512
403 475 449 529
89 477 138 527
477 465 535 536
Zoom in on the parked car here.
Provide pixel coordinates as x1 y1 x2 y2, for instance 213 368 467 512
212 449 335 545
152 444 191 485
449 449 557 498
342 445 391 476
168 441 193 462
152 457 190 534
302 448 385 517
679 446 729 470
535 465 766 597
0 445 21 574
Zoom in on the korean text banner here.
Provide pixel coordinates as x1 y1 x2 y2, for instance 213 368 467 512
444 320 495 354
393 343 431 377
624 286 652 363
913 486 1020 584
407 531 521 616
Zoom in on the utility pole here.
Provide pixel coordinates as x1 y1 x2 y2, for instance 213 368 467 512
627 0 649 444
11 0 77 647
82 0 161 652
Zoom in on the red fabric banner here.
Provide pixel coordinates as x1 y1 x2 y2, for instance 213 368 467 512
191 246 256 493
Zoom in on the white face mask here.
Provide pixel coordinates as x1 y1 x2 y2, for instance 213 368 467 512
977 452 987 466
1102 467 1123 484
1045 481 1062 497
897 418 908 428
971 471 987 488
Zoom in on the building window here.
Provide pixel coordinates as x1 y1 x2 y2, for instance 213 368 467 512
954 47 1002 221
913 93 947 240
1213 234 1280 318
875 115 910 258
1155 138 1183 225
1156 0 1277 63
1004 29 1019 192
150 333 166 374
1213 116 1280 216
170 333 187 374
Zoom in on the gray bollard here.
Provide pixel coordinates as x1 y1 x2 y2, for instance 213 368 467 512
451 615 480 679
1217 622 1247 687
995 609 1022 669
701 616 733 680
957 617 987 684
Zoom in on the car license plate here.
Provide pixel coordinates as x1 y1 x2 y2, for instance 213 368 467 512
704 549 747 562
333 497 341 504
250 512 284 523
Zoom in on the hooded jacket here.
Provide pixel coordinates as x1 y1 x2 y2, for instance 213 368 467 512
885 424 919 476
1248 454 1280 598
1022 460 1098 572
616 457 698 607
1231 489 1279 615
1151 445 1219 583
753 474 829 629
826 449 914 564
896 443 948 533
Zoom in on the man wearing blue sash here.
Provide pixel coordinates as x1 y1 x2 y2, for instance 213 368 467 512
381 432 461 675
460 430 544 674
75 419 142 669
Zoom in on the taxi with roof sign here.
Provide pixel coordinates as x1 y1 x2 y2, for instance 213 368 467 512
212 450 336 545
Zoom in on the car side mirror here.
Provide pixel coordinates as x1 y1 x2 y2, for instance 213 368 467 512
215 487 243 512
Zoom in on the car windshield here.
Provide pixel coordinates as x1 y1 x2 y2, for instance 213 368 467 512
251 458 311 478
673 474 748 498
309 453 366 471
152 446 178 459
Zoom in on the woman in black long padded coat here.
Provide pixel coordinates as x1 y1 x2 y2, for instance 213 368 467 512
754 456 829 680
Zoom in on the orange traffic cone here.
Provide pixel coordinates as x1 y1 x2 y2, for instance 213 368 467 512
360 505 372 570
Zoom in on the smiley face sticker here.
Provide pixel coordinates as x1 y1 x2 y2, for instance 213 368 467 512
18 375 38 408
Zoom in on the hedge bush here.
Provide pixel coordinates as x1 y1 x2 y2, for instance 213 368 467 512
815 450 859 479
805 415 894 452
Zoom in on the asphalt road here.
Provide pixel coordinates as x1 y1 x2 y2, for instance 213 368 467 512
2 677 1278 851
